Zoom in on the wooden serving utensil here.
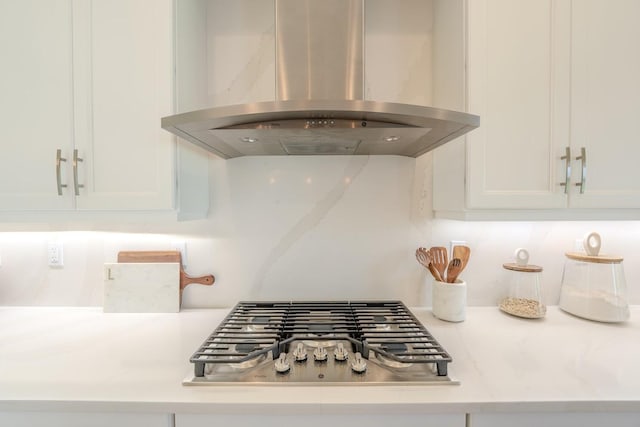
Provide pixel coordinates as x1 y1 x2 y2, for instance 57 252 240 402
415 247 443 282
429 247 448 282
415 247 430 269
446 258 463 283
453 245 471 272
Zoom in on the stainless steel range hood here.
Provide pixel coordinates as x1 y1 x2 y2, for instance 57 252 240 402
162 0 479 158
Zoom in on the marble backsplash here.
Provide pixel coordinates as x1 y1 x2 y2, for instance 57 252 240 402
1 0 638 308
0 153 638 308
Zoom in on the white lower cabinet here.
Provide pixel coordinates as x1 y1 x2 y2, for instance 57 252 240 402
176 413 464 427
471 412 640 427
0 411 172 427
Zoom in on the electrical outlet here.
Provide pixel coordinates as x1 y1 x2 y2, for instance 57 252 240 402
449 240 467 258
171 240 187 267
48 241 64 267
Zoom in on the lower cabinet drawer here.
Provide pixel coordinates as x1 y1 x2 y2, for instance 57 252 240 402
176 413 464 427
0 411 172 427
471 412 640 427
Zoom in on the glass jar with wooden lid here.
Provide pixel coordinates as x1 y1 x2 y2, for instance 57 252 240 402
559 232 629 322
499 248 546 319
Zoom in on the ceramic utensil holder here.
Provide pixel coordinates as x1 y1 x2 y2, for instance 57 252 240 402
432 279 466 322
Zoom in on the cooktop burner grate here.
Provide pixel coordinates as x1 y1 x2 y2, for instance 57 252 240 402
190 301 452 378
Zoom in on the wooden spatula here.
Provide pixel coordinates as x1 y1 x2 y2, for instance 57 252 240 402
446 258 463 283
429 247 448 283
416 247 443 282
452 245 471 273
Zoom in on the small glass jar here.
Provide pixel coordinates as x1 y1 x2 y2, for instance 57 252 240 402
559 252 629 322
499 249 546 319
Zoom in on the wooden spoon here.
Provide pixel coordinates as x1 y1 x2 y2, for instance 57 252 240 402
429 247 448 282
446 258 463 283
415 247 443 282
453 245 471 272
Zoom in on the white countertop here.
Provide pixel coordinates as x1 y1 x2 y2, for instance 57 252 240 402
0 306 638 415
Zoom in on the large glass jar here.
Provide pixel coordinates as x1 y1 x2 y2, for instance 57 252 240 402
559 252 629 322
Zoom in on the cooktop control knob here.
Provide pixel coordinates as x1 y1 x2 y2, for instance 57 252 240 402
334 343 348 361
313 345 328 361
274 353 290 373
351 352 367 373
293 343 307 362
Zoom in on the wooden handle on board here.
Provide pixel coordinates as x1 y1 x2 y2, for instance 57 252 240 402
180 272 215 290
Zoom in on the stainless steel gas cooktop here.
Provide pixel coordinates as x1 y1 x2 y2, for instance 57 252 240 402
183 301 457 385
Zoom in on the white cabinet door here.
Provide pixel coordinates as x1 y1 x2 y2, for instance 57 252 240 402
72 0 174 211
472 412 640 427
176 413 464 427
0 411 172 427
465 0 570 209
568 0 640 208
434 0 640 218
0 0 75 211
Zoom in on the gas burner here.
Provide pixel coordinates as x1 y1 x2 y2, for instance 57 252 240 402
204 352 268 374
234 342 259 354
187 301 454 384
306 323 334 334
359 315 394 331
374 342 414 368
299 322 339 347
252 316 271 324
245 315 278 332
382 342 408 353
372 322 392 331
302 339 338 348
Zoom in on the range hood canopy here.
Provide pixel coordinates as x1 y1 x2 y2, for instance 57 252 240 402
162 0 479 158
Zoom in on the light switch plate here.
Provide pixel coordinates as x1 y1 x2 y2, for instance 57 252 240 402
449 240 467 258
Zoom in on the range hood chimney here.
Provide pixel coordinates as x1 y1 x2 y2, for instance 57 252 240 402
162 0 479 158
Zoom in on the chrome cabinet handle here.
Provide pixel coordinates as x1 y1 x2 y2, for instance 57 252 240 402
559 146 571 194
73 149 84 196
56 149 67 196
575 147 586 194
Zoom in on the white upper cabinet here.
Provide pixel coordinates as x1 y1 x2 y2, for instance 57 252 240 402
568 0 640 209
72 0 175 210
0 0 175 212
433 0 640 218
465 0 570 210
0 0 75 210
